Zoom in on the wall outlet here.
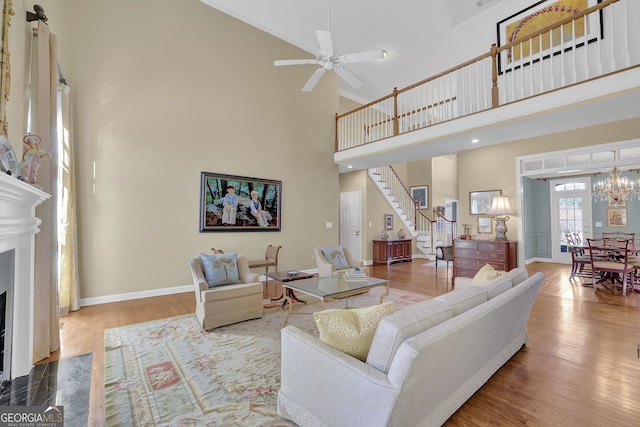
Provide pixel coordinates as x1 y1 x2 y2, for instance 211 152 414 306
326 222 332 228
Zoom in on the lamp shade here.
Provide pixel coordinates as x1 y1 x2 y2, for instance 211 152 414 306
487 196 514 216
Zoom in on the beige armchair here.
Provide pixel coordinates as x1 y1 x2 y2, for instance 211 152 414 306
314 246 369 278
189 254 264 330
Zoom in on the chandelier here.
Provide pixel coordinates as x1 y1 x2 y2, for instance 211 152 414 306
592 166 640 205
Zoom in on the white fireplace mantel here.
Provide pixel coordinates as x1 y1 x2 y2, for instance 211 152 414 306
0 172 49 378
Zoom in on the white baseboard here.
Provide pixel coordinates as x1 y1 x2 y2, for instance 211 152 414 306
79 268 320 307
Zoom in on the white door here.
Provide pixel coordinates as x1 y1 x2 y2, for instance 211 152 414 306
550 178 592 263
340 191 362 261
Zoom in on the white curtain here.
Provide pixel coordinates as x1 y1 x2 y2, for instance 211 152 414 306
58 83 80 316
29 22 60 362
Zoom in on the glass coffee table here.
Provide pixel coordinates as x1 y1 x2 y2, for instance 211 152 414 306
280 275 390 326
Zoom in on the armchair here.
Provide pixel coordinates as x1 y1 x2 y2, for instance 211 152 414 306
189 254 264 330
314 246 369 278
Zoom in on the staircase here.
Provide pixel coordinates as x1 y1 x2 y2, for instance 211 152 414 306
369 166 439 258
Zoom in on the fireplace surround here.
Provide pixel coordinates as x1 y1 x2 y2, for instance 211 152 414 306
0 172 49 379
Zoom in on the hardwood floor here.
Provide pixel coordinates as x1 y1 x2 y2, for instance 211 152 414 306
43 260 640 426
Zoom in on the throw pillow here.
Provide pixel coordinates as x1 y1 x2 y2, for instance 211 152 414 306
471 263 506 286
200 252 241 288
321 247 351 270
313 301 394 361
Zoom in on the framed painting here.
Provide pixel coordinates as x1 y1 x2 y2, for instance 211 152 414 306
410 185 429 209
385 214 393 230
497 0 603 73
607 208 626 227
478 217 493 234
199 172 281 232
469 190 502 215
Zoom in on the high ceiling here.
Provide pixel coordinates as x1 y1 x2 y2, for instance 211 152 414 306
200 0 512 104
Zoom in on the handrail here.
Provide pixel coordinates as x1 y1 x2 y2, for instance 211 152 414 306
336 0 629 152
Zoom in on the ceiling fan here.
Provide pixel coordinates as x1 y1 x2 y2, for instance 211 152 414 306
274 30 386 92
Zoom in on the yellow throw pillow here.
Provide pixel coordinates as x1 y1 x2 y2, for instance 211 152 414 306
313 301 394 361
471 263 500 285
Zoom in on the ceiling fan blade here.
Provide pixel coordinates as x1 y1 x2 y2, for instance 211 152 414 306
339 49 385 64
315 30 334 56
302 67 326 92
334 67 363 89
274 59 318 66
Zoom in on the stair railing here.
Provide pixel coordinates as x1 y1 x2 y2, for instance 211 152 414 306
336 0 629 151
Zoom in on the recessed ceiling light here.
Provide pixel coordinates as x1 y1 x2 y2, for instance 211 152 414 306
471 139 479 143
347 165 353 169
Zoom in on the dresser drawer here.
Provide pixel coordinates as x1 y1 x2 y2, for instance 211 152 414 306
452 239 517 282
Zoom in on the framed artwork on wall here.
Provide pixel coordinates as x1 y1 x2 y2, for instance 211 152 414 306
410 185 429 209
478 217 492 234
607 208 626 227
469 190 502 215
385 214 393 230
199 172 282 232
496 0 603 73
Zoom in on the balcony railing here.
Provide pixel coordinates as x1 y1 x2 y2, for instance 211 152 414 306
336 0 636 151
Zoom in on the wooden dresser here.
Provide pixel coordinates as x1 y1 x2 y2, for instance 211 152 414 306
453 239 517 282
373 239 413 265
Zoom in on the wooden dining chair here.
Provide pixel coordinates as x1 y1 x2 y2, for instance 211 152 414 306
566 233 590 280
587 238 634 296
601 232 635 244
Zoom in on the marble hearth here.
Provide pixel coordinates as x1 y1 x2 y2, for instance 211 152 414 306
0 172 49 380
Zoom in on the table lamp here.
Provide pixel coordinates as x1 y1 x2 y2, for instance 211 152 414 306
487 196 514 241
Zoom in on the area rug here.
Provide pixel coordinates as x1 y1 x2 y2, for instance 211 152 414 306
104 287 429 426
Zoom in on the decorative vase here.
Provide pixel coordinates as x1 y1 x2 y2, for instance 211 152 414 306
380 230 389 240
397 228 406 239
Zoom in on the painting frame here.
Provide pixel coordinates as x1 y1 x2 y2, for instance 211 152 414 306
199 172 282 232
478 217 493 234
496 0 603 74
469 190 502 215
410 185 429 209
607 208 627 228
385 213 393 230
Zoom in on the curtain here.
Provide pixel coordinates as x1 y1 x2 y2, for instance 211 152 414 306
58 83 80 316
29 22 60 362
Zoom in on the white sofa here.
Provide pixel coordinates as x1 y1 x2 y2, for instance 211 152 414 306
277 268 543 426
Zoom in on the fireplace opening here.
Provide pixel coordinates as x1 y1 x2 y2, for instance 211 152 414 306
0 249 14 391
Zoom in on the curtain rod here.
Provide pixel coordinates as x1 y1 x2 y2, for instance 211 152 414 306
26 4 47 23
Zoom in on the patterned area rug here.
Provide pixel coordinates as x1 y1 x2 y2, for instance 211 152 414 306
104 287 428 426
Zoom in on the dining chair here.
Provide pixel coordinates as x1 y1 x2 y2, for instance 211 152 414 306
587 238 634 296
564 233 589 280
601 232 635 243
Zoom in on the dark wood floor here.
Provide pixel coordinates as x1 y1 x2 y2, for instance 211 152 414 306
44 260 640 426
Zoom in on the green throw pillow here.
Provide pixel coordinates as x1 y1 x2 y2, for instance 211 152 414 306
200 252 241 288
313 301 394 361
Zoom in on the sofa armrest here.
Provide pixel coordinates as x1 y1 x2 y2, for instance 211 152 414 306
278 326 398 427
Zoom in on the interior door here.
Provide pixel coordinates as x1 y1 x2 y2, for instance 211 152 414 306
340 191 362 261
550 178 592 263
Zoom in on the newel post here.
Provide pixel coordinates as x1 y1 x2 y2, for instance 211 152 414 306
490 43 499 108
392 87 399 136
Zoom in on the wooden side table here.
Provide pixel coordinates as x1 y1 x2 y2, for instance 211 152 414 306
265 270 313 308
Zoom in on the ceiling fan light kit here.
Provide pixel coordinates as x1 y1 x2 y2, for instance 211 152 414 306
274 30 386 92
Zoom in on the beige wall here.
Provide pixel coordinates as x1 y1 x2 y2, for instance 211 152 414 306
457 117 640 240
18 0 340 300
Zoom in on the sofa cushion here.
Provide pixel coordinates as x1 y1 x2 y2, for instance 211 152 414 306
321 247 351 270
313 301 394 361
478 274 513 299
366 299 453 373
435 286 488 316
501 268 528 287
200 252 241 287
471 263 505 285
